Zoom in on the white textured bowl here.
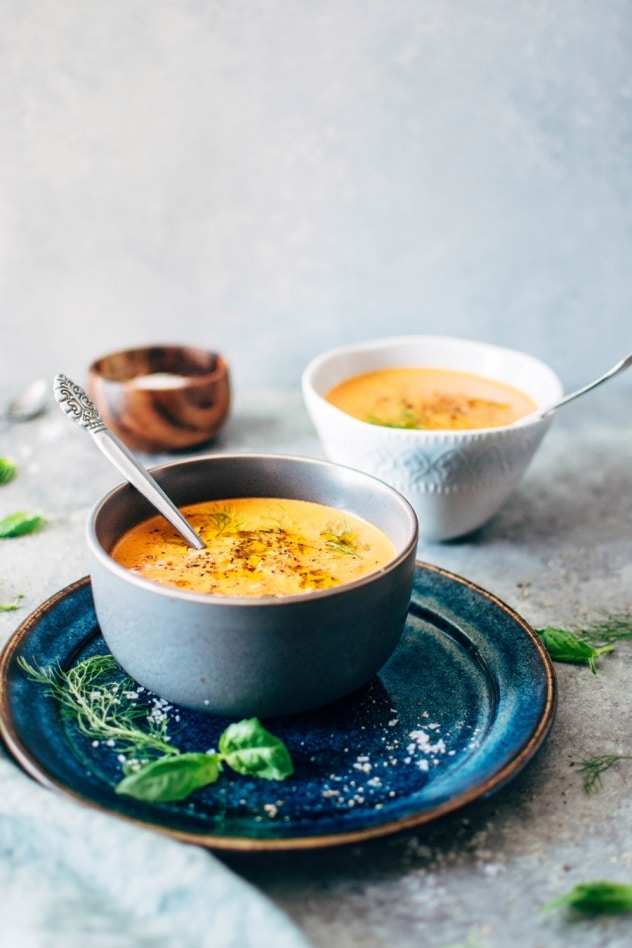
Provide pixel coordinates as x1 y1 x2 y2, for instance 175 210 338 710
302 336 563 542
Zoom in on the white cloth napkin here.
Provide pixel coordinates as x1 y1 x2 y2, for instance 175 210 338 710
0 747 310 948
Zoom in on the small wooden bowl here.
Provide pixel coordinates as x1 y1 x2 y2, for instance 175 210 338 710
87 345 231 452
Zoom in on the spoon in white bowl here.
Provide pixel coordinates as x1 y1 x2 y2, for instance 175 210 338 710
538 351 632 419
53 374 206 550
2 378 50 424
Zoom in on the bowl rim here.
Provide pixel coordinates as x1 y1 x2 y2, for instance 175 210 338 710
88 343 229 387
301 334 564 438
86 453 419 608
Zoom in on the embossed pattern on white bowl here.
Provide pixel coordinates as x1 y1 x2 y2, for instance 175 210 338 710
302 336 563 541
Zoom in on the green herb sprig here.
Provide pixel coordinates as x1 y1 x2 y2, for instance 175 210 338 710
537 626 614 673
538 613 632 672
0 594 23 612
543 881 632 915
20 655 294 803
575 753 632 794
206 507 240 537
573 613 632 647
320 521 362 557
19 655 176 759
0 512 45 538
0 457 17 485
365 411 423 430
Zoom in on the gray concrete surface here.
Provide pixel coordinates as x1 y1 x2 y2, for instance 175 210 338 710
0 384 631 947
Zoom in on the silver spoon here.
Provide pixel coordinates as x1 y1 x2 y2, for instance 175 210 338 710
53 374 205 550
538 351 632 419
3 378 50 423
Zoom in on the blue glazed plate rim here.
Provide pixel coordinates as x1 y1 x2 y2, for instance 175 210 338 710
0 563 556 851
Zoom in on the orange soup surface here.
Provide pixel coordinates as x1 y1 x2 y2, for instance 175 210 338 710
111 497 396 598
326 367 537 431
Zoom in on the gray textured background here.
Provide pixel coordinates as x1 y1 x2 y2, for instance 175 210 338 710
1 1 630 395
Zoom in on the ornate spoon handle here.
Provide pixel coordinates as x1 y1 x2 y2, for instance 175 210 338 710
53 374 205 550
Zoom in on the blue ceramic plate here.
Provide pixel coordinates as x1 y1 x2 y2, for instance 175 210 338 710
0 564 555 851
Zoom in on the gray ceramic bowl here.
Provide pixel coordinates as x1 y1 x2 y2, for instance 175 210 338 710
87 454 418 718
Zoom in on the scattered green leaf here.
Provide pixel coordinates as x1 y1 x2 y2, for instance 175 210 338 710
537 626 614 673
116 752 223 802
0 512 45 538
0 457 17 485
0 594 23 612
219 717 294 781
543 881 632 914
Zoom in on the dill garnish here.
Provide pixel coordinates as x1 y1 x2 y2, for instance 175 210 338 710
18 655 176 760
205 507 239 537
576 753 632 794
320 522 363 557
573 613 632 647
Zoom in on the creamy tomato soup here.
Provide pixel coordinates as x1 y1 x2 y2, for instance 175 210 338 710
325 367 537 430
111 497 395 598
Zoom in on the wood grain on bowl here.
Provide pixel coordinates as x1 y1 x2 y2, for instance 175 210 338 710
87 345 231 452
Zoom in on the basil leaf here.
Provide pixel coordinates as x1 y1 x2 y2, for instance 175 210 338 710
0 512 45 538
219 717 294 780
115 752 222 802
544 881 632 914
538 626 614 673
0 458 17 485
